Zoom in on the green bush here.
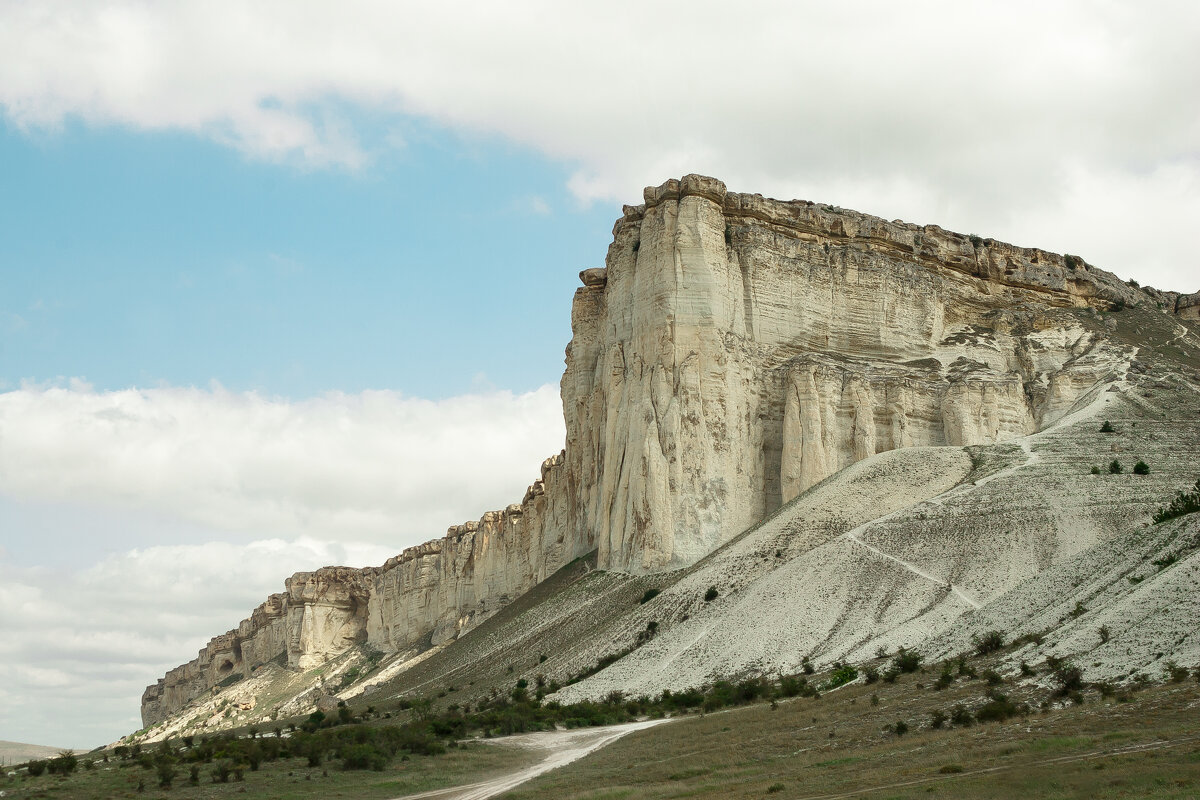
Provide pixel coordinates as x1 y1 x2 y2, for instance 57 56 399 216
26 759 46 776
973 630 1005 655
156 761 177 788
47 751 77 775
1047 656 1084 696
778 675 816 698
212 761 233 783
341 743 387 771
1100 420 1115 433
639 588 660 604
1133 461 1150 475
930 710 947 729
975 690 1019 722
1164 661 1189 682
1152 479 1200 524
891 647 922 674
1109 459 1123 474
950 704 974 727
704 586 719 602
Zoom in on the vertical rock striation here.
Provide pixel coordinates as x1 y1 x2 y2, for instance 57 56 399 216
143 175 1174 727
558 175 1140 568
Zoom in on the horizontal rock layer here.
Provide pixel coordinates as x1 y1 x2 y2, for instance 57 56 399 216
143 174 1181 727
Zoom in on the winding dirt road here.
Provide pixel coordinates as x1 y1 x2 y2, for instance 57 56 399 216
389 718 671 800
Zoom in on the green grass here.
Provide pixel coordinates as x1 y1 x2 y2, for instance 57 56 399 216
10 680 1200 799
0 739 538 800
1024 735 1092 752
501 680 1200 799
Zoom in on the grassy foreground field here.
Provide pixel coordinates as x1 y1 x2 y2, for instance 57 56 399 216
504 680 1200 800
4 674 1198 799
0 737 540 800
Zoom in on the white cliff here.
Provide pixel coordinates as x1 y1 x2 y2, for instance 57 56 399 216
142 175 1185 728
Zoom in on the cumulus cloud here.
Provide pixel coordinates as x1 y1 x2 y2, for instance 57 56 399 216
0 382 565 548
1 1 1197 289
0 382 564 746
0 537 397 747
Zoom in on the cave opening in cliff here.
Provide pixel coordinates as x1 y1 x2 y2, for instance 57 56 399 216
218 659 234 673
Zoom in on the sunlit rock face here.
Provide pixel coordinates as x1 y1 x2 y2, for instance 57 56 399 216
143 175 1170 727
284 568 372 669
558 175 1142 571
141 454 585 727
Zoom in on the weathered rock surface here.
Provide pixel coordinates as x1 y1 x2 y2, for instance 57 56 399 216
553 359 1200 703
142 175 1195 729
557 175 1148 572
141 452 588 726
1177 292 1200 320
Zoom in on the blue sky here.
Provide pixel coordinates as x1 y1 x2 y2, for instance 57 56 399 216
0 118 617 398
1 0 1196 750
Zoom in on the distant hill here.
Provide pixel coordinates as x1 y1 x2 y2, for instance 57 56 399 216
0 740 82 766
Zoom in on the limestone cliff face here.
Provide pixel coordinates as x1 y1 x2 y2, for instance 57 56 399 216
556 175 1142 571
143 174 1170 727
141 454 584 727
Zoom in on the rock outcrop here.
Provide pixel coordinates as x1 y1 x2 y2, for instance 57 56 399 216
142 175 1188 728
1177 292 1200 320
142 453 586 726
556 175 1145 571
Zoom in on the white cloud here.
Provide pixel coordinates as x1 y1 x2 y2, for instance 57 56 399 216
0 537 397 747
0 383 565 549
0 186 574 745
1 1 1197 289
0 382 563 746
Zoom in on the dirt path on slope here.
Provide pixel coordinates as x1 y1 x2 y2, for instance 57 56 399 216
388 719 671 800
841 359 1134 609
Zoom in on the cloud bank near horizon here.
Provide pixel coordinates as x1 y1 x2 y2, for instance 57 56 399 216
0 382 566 550
0 381 565 747
0 536 400 748
3 1 1198 290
